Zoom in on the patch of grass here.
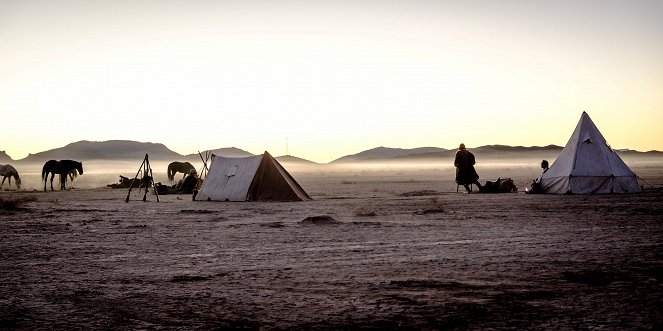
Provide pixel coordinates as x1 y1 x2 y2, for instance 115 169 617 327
414 207 446 215
354 207 378 217
401 190 440 197
0 195 37 210
300 215 340 225
261 221 285 228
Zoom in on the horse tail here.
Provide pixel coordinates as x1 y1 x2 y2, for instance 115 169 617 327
167 163 174 181
41 163 48 180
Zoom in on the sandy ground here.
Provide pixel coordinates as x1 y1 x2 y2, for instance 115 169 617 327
1 164 662 330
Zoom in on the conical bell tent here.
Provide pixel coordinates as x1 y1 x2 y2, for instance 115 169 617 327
540 112 640 194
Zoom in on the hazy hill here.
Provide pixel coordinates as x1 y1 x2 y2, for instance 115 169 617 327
615 149 663 157
332 145 565 163
331 144 663 163
471 144 663 160
332 146 448 163
19 140 182 162
185 150 317 165
275 155 319 165
472 144 563 159
10 140 663 166
0 151 13 163
183 147 254 161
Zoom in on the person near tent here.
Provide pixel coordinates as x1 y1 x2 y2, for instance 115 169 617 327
540 160 549 173
454 143 482 193
527 160 550 194
178 169 199 194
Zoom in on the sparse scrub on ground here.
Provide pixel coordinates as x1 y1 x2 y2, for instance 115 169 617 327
401 190 440 197
413 196 445 215
354 206 378 217
0 195 37 210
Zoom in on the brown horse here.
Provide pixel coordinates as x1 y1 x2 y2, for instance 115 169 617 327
167 161 195 181
0 164 21 190
42 160 84 191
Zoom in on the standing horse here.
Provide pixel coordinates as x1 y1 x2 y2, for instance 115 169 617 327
167 161 195 181
41 160 84 191
0 164 21 190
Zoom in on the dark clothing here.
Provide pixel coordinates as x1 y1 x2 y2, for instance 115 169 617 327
179 175 198 194
454 149 479 185
527 165 549 194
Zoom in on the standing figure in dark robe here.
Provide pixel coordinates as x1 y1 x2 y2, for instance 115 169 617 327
454 143 482 193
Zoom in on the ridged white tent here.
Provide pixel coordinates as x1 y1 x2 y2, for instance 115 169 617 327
540 112 640 194
196 152 311 201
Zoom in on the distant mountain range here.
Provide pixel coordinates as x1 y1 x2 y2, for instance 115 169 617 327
6 140 317 164
331 144 569 163
183 147 253 161
3 140 662 164
331 146 448 163
18 140 181 162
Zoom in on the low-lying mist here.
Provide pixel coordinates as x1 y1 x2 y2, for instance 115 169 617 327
6 156 660 192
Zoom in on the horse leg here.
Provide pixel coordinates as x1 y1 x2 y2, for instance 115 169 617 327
1 176 5 189
50 173 55 191
60 174 66 190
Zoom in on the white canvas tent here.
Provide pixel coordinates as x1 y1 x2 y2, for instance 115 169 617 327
195 152 311 201
540 112 640 194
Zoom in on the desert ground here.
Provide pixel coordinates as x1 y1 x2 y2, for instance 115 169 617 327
1 161 662 330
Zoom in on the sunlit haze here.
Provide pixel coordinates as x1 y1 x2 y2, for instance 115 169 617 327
2 0 662 163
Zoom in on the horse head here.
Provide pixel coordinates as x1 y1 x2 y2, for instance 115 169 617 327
77 161 84 175
15 176 21 189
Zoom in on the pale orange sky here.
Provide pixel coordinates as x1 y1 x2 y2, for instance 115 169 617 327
1 0 662 163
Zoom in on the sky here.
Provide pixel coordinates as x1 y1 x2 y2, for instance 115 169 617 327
1 0 662 163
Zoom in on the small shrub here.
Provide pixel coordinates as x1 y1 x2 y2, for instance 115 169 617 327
414 207 445 215
354 207 378 217
300 215 340 225
0 195 37 210
401 190 440 197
